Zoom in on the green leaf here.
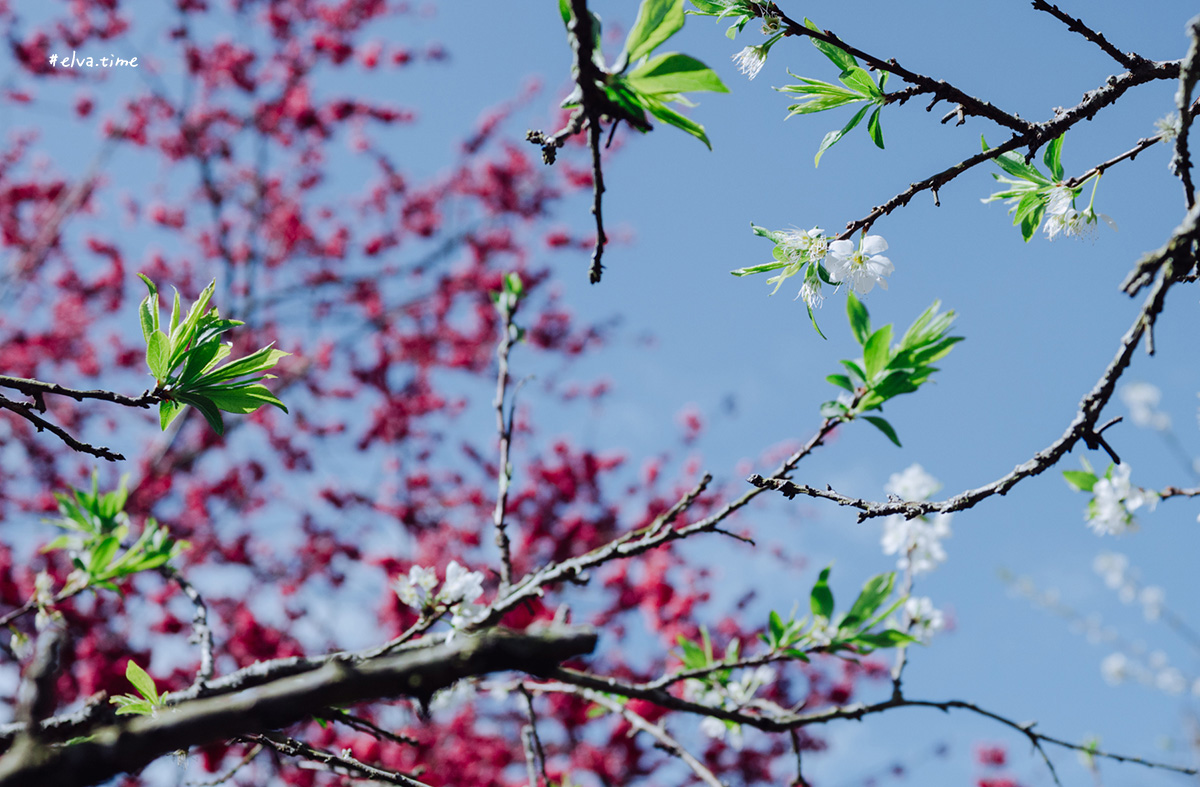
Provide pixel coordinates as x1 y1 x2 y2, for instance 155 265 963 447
731 261 788 276
146 332 170 381
819 399 849 419
558 0 571 27
125 660 159 704
862 325 893 379
602 82 652 131
854 629 918 648
1062 470 1097 492
807 302 827 340
178 393 225 435
810 565 834 619
621 0 685 64
862 415 901 447
204 384 288 415
195 346 289 386
843 573 896 630
839 359 867 386
112 697 155 716
837 66 879 98
159 399 184 431
626 52 728 95
768 610 785 645
804 18 857 72
826 374 853 392
644 98 712 149
867 105 884 149
676 635 707 669
1043 134 1064 181
846 292 871 346
814 104 870 167
88 536 120 576
982 135 1051 185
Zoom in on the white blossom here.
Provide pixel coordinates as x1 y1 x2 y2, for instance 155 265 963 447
441 561 484 604
1156 111 1181 141
1100 652 1129 685
881 513 951 575
826 235 893 294
393 565 438 610
901 596 945 643
806 617 834 647
885 464 940 501
1119 382 1170 430
779 227 828 263
699 716 743 749
797 280 823 309
1087 464 1155 536
731 45 767 80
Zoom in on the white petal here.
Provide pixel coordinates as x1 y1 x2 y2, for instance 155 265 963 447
861 235 888 255
827 239 854 259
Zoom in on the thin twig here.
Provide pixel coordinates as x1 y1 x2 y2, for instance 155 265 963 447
249 732 430 787
542 670 1197 778
0 396 125 462
543 683 726 787
492 293 520 591
1030 0 1147 71
519 684 549 787
161 567 215 690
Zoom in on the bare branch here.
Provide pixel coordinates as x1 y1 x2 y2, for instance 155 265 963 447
249 732 430 787
1031 0 1148 71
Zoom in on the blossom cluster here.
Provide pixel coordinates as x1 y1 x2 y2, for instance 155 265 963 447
880 464 948 643
1086 464 1155 536
394 561 487 629
881 464 952 575
1042 184 1116 241
763 227 893 308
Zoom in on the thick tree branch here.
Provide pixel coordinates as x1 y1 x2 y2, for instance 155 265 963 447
0 627 596 787
1172 14 1200 209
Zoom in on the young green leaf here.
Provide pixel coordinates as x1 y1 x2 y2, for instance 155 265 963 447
124 660 159 704
626 52 728 95
814 103 870 166
846 292 871 345
644 98 712 149
621 0 685 64
1062 469 1098 492
862 324 893 379
867 106 885 149
810 566 834 619
862 415 901 447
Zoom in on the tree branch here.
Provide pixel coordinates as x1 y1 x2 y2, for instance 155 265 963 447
0 627 597 787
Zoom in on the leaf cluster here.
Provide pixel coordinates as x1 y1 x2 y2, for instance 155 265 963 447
110 660 163 717
776 20 888 166
823 293 963 446
139 274 288 435
762 567 916 657
981 134 1072 241
44 473 189 594
559 0 728 149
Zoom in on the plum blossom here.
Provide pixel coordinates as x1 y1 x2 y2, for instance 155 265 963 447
442 560 484 604
1156 111 1181 141
798 279 823 309
1139 586 1165 622
826 234 893 294
901 596 945 643
731 45 768 80
1100 652 1129 685
1087 464 1155 536
1044 185 1115 240
1119 382 1170 430
766 227 827 297
393 564 438 610
885 463 940 501
882 514 951 574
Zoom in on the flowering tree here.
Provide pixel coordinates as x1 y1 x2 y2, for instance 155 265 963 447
0 1 1198 786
